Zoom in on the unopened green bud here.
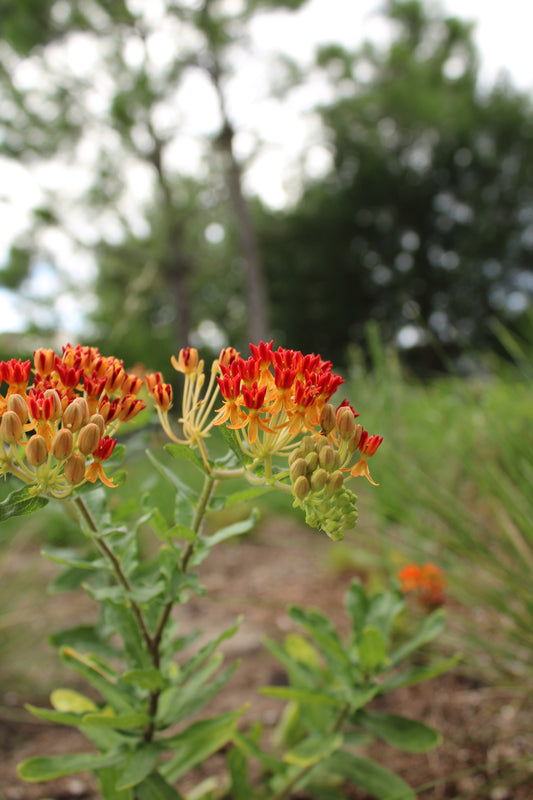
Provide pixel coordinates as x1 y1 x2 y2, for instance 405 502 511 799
51 428 74 461
319 446 336 471
315 436 330 454
26 434 48 467
293 475 311 500
320 403 336 434
289 446 305 465
290 457 308 482
7 393 29 424
310 468 328 491
1 411 23 443
326 470 344 495
336 406 356 440
77 422 101 456
64 454 86 484
305 452 319 472
300 436 315 455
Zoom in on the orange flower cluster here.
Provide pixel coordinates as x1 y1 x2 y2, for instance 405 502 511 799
398 563 445 609
147 342 383 538
214 341 345 455
0 345 145 497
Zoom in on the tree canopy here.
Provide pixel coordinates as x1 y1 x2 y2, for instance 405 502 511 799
1 0 533 373
261 0 533 371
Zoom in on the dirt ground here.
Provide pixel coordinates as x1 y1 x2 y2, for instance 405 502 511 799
1 517 533 800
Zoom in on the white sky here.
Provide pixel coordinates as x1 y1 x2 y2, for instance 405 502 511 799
1 0 532 335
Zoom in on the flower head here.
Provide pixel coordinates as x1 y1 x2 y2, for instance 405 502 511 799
398 563 445 609
0 344 144 498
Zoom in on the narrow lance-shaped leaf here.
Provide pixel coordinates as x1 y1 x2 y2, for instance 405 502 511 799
18 750 123 782
0 486 48 522
356 710 442 753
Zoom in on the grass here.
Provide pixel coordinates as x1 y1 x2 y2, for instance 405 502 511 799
342 325 533 685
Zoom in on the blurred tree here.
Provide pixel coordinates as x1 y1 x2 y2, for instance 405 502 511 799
0 0 307 367
260 0 533 371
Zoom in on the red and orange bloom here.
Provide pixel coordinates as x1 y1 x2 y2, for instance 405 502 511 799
149 341 382 537
398 563 445 609
85 436 117 488
0 344 144 498
214 344 346 462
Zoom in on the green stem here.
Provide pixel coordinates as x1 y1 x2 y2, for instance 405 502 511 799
74 496 153 654
144 473 217 742
181 473 216 572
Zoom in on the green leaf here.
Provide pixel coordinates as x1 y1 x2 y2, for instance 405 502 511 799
82 711 151 729
390 610 445 666
157 656 239 727
24 704 89 728
50 688 98 714
18 751 122 782
233 731 286 774
0 486 48 522
223 486 272 506
208 508 259 546
260 687 342 707
324 750 416 800
60 648 137 714
165 443 208 473
121 668 165 692
98 766 133 800
166 523 196 542
227 746 252 800
145 450 197 502
177 616 242 684
263 637 319 690
379 654 460 693
358 626 388 674
136 772 185 800
366 591 405 642
115 744 160 790
289 606 350 673
357 710 441 752
41 547 103 570
49 624 113 659
345 580 369 636
161 708 247 782
284 732 344 767
219 426 253 466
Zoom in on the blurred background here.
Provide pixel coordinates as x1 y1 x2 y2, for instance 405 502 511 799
1 0 532 376
2 0 533 687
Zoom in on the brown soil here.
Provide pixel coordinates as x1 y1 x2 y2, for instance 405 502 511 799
1 518 533 800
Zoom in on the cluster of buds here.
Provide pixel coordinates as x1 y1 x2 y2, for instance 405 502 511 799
147 342 383 540
289 435 358 540
286 401 382 539
0 345 146 498
398 563 445 609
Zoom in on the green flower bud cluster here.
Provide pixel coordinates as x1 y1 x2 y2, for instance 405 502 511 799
288 435 358 541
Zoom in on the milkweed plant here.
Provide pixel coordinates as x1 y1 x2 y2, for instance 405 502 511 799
0 342 453 800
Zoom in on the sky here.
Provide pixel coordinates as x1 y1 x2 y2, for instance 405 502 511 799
1 0 533 336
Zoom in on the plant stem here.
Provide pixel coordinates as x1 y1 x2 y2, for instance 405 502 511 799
181 473 216 572
144 473 217 742
74 496 154 655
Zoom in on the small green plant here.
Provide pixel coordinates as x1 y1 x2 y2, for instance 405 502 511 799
0 342 450 799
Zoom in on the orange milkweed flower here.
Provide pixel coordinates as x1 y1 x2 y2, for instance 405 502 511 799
398 563 445 609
